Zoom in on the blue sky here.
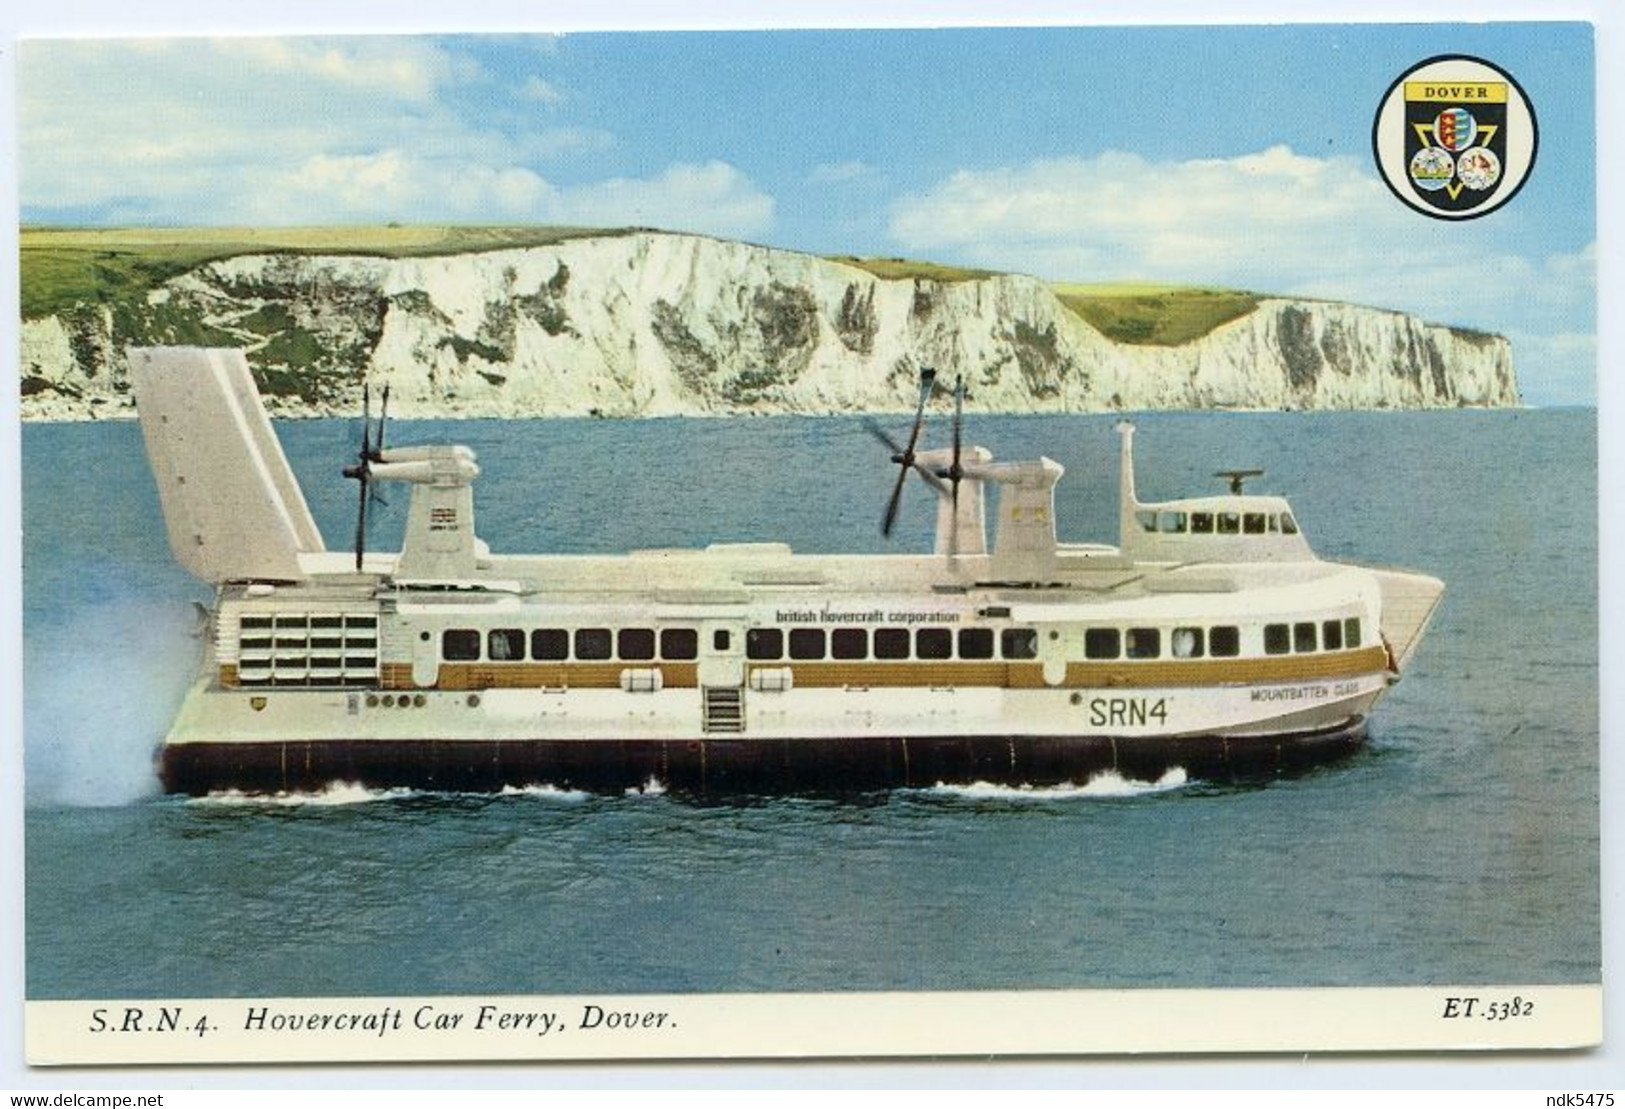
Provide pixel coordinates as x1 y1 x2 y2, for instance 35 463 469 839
18 23 1597 403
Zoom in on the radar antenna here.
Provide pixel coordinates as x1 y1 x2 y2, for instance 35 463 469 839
1214 468 1265 495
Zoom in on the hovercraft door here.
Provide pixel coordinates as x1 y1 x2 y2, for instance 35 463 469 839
698 620 746 734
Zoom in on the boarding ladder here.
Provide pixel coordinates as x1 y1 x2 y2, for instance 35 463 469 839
702 686 745 733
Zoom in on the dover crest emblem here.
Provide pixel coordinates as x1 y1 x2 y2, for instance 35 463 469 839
1373 55 1537 220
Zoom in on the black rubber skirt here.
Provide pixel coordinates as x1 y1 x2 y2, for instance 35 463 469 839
158 720 1367 796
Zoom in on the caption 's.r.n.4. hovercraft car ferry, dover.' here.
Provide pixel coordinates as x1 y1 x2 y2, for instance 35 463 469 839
129 347 1444 796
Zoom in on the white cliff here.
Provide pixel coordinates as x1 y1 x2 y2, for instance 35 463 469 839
19 231 1518 420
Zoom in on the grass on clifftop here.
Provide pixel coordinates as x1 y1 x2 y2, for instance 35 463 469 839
826 255 1001 284
1053 282 1263 346
19 225 631 318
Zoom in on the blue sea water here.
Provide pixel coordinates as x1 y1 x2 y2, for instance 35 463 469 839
22 409 1599 999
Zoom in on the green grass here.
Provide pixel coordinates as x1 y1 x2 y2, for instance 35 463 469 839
19 225 631 319
825 255 1000 283
1052 282 1263 346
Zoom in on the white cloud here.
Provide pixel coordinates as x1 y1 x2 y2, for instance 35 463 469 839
890 145 1402 285
889 147 1595 403
246 151 554 223
22 39 484 217
517 75 565 105
809 160 872 183
237 151 771 236
547 161 775 238
18 38 767 238
215 38 473 102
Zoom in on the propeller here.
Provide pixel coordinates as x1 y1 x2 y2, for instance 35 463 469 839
341 383 390 571
865 367 943 536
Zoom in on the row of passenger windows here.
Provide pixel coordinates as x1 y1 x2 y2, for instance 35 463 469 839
439 617 1362 664
1265 618 1361 655
443 627 701 663
745 626 1034 661
1137 509 1299 536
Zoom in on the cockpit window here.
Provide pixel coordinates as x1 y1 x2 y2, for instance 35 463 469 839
1191 513 1214 534
1281 513 1300 535
1218 512 1240 535
1244 513 1266 534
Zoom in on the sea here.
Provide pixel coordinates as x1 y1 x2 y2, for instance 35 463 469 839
21 409 1599 1000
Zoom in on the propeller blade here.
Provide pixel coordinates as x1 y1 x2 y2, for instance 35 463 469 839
911 461 950 495
882 462 910 537
353 472 369 571
950 373 965 529
901 367 935 458
375 384 390 459
863 417 906 458
875 367 942 538
951 375 964 476
360 384 372 458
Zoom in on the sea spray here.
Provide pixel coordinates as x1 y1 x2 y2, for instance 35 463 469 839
922 767 1191 801
24 598 197 807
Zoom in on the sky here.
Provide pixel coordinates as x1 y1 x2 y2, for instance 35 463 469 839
16 23 1597 404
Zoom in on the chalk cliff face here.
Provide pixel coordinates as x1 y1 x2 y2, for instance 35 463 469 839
19 231 1519 420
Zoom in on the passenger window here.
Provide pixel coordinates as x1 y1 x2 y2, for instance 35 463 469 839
488 628 524 661
746 628 783 660
1281 513 1300 535
575 628 613 660
916 628 953 660
1084 628 1120 660
1218 512 1240 535
660 627 698 660
1264 624 1290 655
1210 626 1240 657
1171 627 1204 658
831 628 868 660
1293 622 1317 653
442 629 480 661
874 628 911 660
618 628 656 661
1001 628 1038 660
531 628 568 660
789 628 826 660
1126 628 1161 659
1137 510 1158 533
1191 513 1214 534
1343 617 1361 648
958 627 995 659
1244 513 1266 534
1161 512 1188 534
1322 620 1344 651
